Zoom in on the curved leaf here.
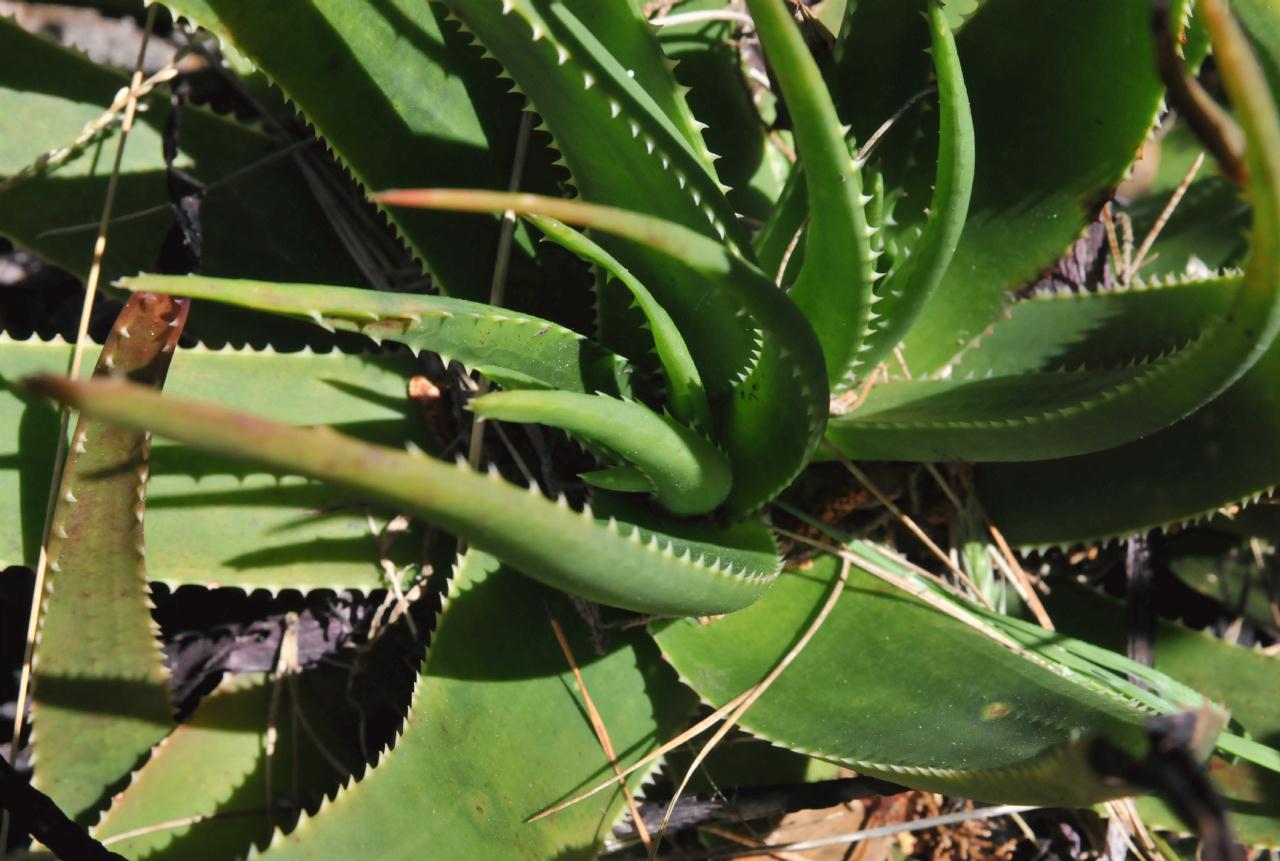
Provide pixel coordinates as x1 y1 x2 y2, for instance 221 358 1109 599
653 553 1157 806
858 1 975 371
122 275 636 398
472 390 730 515
526 214 710 429
377 189 829 512
901 0 1193 372
254 549 694 860
440 0 761 387
745 0 876 389
27 376 781 615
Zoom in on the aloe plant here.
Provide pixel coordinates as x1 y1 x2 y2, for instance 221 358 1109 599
3 0 1280 857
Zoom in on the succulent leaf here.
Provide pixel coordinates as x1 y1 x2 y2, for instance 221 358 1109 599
525 214 710 429
472 389 731 515
376 189 829 512
121 275 636 397
744 0 877 389
654 552 1159 807
440 0 761 386
30 294 184 823
26 376 781 615
0 335 428 592
252 549 695 859
856 1 975 372
900 0 1196 372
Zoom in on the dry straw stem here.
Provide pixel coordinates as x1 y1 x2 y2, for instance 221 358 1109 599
545 611 653 853
647 559 852 858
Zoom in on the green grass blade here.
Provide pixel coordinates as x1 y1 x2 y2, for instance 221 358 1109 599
746 0 876 389
525 214 710 429
472 390 730 515
121 275 635 397
253 549 695 859
858 1 975 371
26 376 780 615
30 294 183 823
1044 581 1280 845
653 553 1156 807
377 189 829 512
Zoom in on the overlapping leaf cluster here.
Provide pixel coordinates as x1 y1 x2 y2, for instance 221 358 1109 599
2 0 1280 857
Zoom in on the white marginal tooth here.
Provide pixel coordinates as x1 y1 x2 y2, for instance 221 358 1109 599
405 440 424 455
530 23 543 40
49 560 61 573
557 46 569 65
609 99 621 118
583 71 594 89
55 524 68 539
64 490 77 504
629 121 640 137
555 493 569 509
502 0 513 11
117 325 130 338
74 432 87 454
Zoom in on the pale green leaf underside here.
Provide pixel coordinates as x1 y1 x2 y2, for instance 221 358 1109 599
255 550 695 860
654 553 1156 807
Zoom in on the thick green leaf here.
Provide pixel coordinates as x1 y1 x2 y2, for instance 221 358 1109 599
654 553 1157 806
471 390 731 515
1 336 427 592
745 0 876 389
858 2 975 372
122 274 636 398
829 2 1280 468
158 0 555 301
27 375 782 615
376 190 829 512
900 0 1190 372
31 295 181 823
440 0 761 387
526 215 709 429
256 550 695 859
0 17 365 291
